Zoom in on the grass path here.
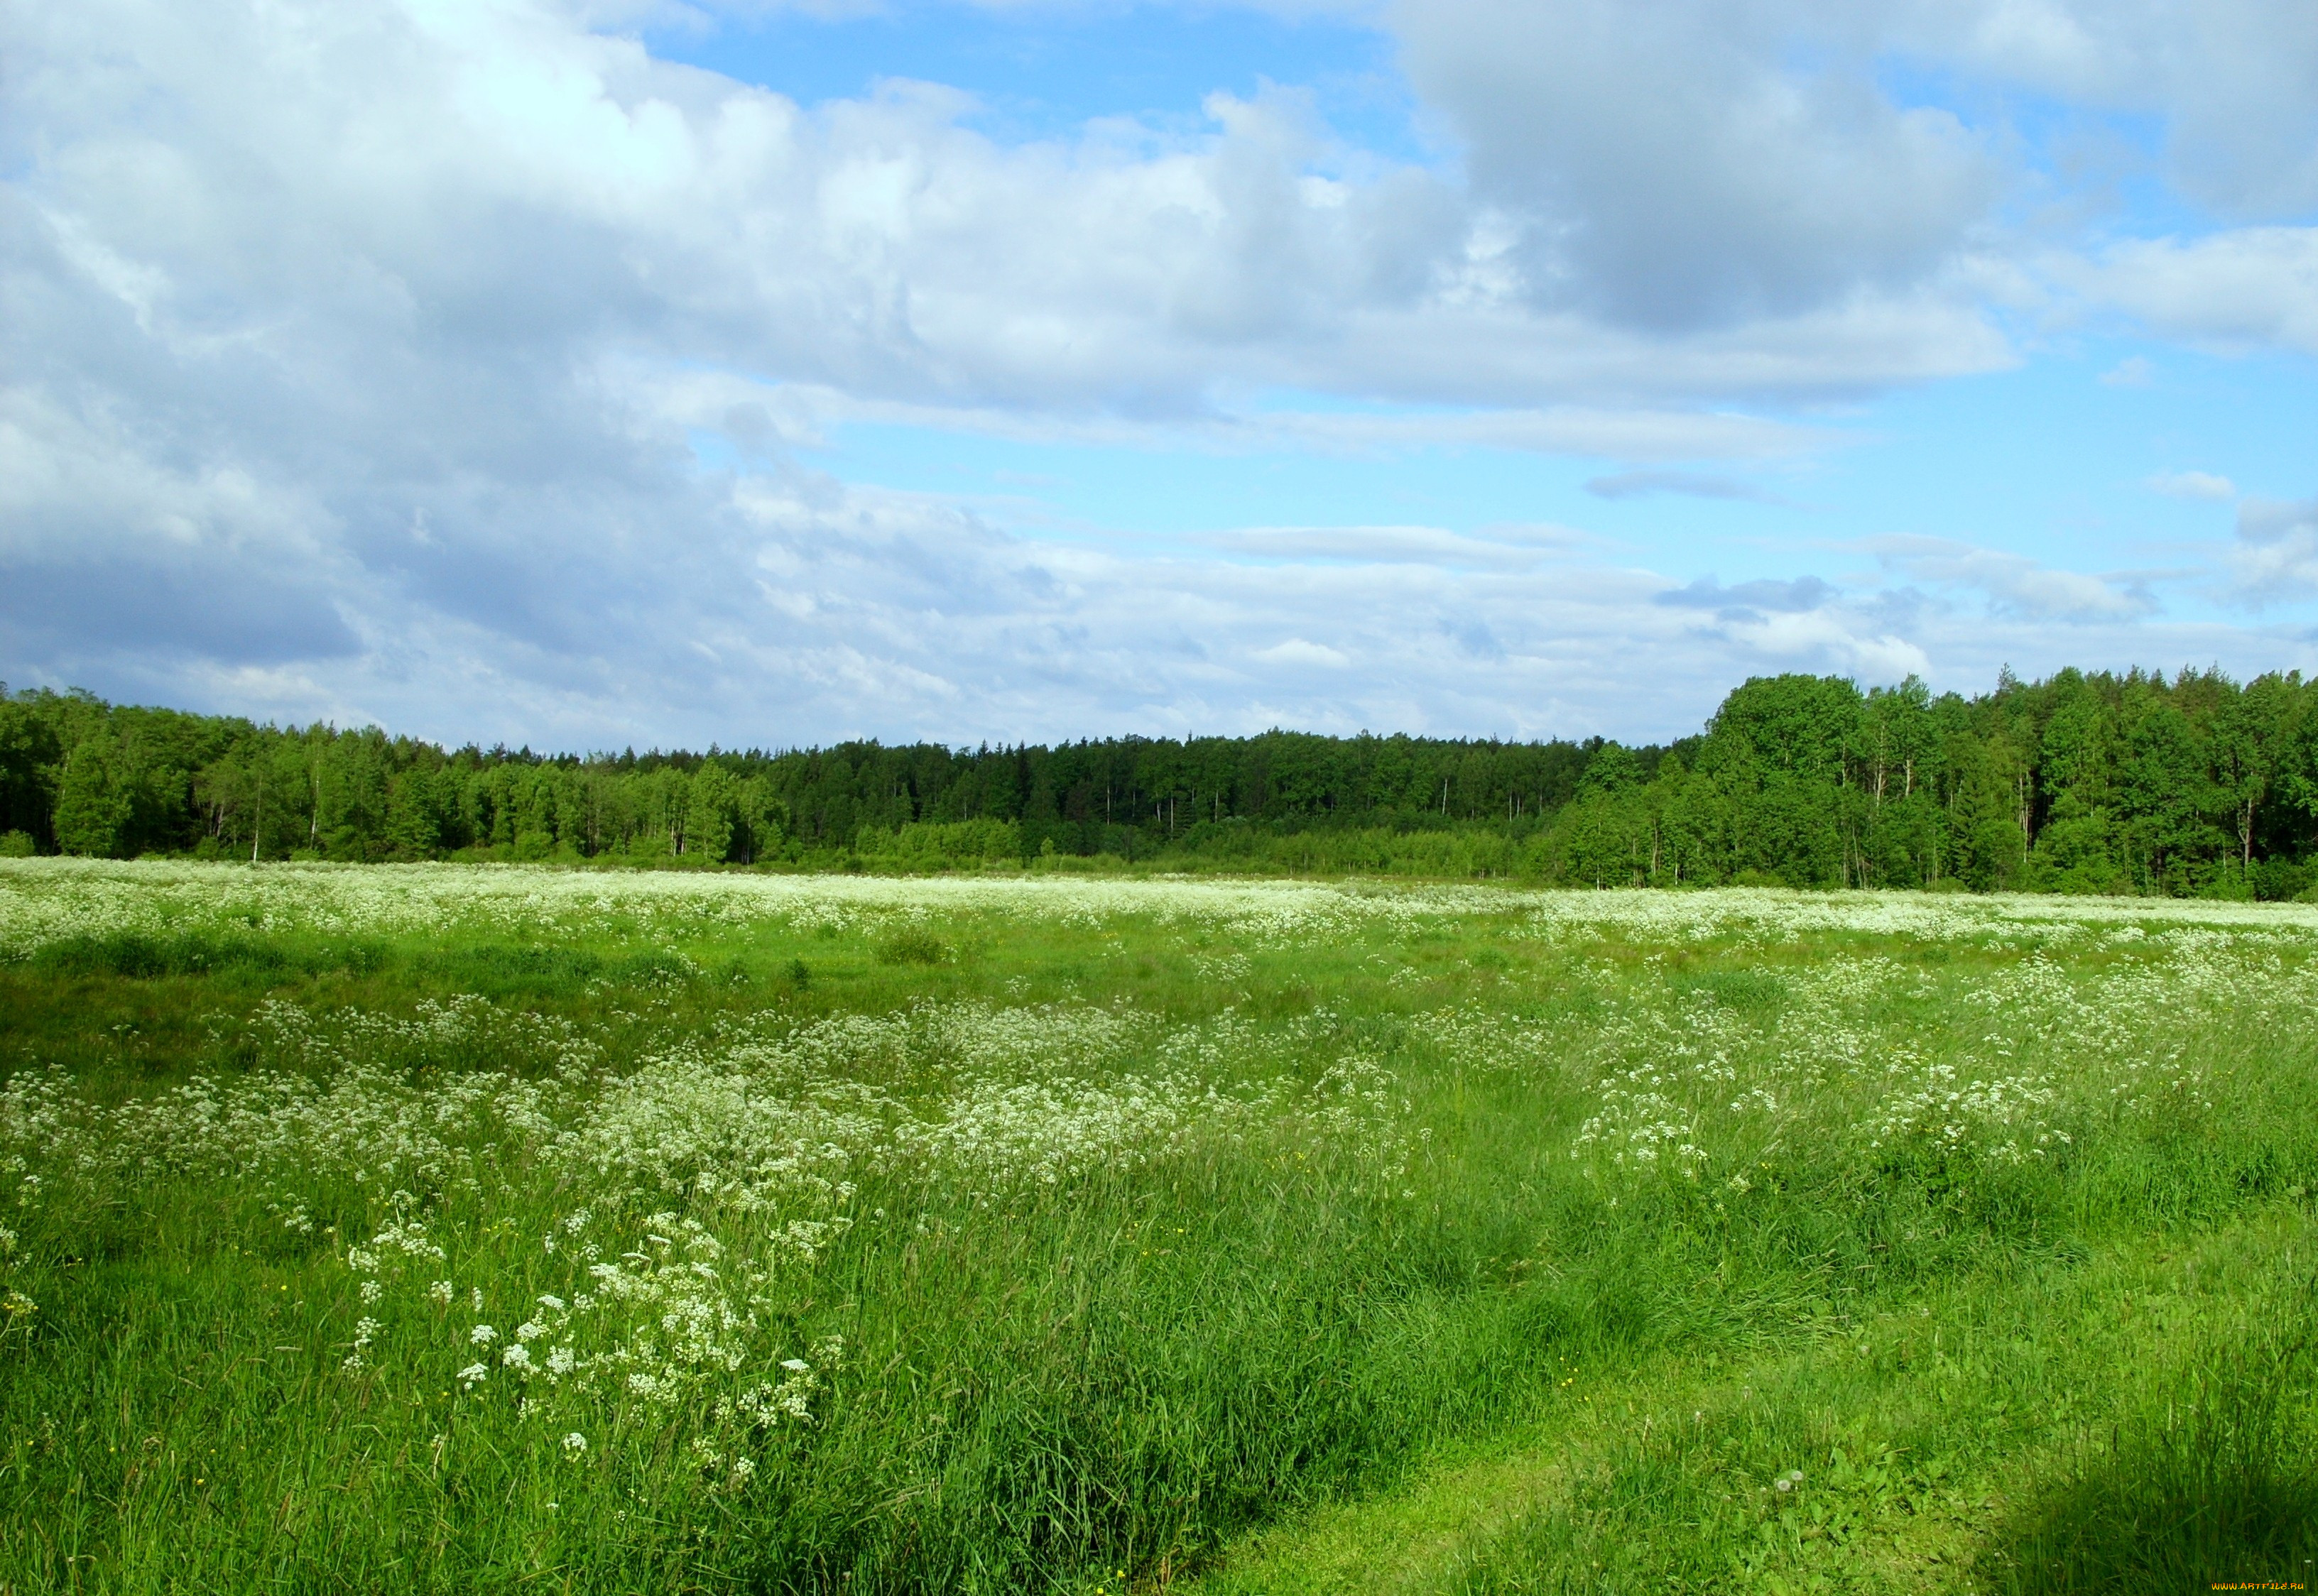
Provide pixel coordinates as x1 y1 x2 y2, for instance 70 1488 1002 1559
1192 1205 2318 1594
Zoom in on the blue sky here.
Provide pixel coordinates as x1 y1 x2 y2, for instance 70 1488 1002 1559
650 3 1422 154
6 0 2317 748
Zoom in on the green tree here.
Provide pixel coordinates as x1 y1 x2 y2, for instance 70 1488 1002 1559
2118 695 2220 892
2032 686 2125 892
385 764 450 858
689 764 739 863
53 738 134 858
2212 674 2295 882
1698 676 1863 887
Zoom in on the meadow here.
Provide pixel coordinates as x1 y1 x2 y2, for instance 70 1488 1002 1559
1 858 2315 1593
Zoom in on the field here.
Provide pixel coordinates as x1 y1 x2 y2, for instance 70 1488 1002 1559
2 860 2316 1593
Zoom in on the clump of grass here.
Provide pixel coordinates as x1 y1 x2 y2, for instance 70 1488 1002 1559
874 924 949 965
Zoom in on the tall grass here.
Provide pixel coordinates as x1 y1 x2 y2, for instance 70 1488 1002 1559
1 862 2316 1592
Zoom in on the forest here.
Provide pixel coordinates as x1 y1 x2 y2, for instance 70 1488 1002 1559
4 665 2317 897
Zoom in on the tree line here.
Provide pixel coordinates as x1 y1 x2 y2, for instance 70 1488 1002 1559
4 666 2317 897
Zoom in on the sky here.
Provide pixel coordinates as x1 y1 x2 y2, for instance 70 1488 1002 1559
5 0 2317 751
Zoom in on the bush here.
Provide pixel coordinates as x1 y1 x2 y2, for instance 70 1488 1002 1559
2252 856 2312 902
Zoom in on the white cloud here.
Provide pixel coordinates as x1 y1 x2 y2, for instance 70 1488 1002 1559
1862 535 2156 620
1252 638 1353 669
2232 496 2318 604
6 0 2318 748
1383 0 2318 351
2146 470 2236 501
638 373 1843 462
1655 576 1837 614
1908 0 2318 219
1718 607 1933 684
8 398 2303 746
2085 229 2318 356
1391 0 1999 329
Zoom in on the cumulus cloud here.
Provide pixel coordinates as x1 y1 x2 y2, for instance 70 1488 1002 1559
1386 0 2318 348
1391 0 1998 329
6 0 2317 747
1908 0 2318 219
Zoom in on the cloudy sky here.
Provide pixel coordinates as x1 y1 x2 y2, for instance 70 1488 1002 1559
6 0 2317 750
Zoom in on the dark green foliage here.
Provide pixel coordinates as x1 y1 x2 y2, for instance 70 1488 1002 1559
1531 666 2318 897
6 664 2318 895
28 931 386 981
1676 968 1788 1010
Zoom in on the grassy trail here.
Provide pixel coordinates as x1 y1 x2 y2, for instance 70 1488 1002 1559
1197 1206 2318 1593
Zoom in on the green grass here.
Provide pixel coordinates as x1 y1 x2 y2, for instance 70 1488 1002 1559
1 861 2316 1593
